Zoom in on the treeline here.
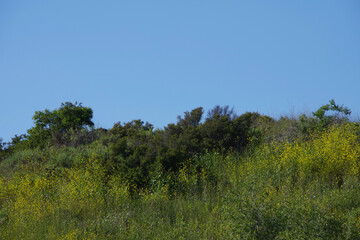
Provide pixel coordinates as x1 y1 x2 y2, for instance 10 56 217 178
0 100 353 190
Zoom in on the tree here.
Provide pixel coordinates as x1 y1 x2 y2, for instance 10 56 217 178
26 102 94 148
31 102 94 133
109 120 156 189
313 99 351 129
0 138 5 161
177 107 203 127
206 105 237 121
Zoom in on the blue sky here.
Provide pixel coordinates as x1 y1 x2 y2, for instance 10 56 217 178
1 1 359 142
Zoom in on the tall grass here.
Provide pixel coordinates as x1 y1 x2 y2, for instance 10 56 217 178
1 124 360 239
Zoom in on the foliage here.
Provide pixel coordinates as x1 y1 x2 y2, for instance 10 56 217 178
1 100 360 239
223 123 360 239
109 120 156 189
0 138 6 162
206 105 237 120
177 107 203 127
17 102 95 149
1 123 360 239
32 102 94 133
278 123 360 187
107 107 268 189
313 99 351 129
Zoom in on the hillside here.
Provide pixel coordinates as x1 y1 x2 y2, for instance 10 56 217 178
1 100 360 239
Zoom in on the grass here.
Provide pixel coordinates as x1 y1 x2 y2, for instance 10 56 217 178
1 124 360 239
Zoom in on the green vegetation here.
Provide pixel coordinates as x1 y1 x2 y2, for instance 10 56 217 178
1 100 360 239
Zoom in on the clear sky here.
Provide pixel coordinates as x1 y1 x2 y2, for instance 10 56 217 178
1 1 359 143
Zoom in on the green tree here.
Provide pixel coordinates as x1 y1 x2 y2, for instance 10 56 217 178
177 107 203 127
206 105 237 120
26 102 94 148
109 120 155 189
313 99 351 129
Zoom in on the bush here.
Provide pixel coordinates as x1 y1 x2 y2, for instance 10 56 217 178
275 123 360 187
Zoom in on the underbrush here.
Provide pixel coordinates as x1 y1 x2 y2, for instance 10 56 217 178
0 124 359 239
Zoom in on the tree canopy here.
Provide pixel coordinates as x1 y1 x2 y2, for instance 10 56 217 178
313 99 351 129
24 102 94 148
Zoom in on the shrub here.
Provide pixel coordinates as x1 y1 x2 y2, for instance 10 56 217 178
276 123 360 187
